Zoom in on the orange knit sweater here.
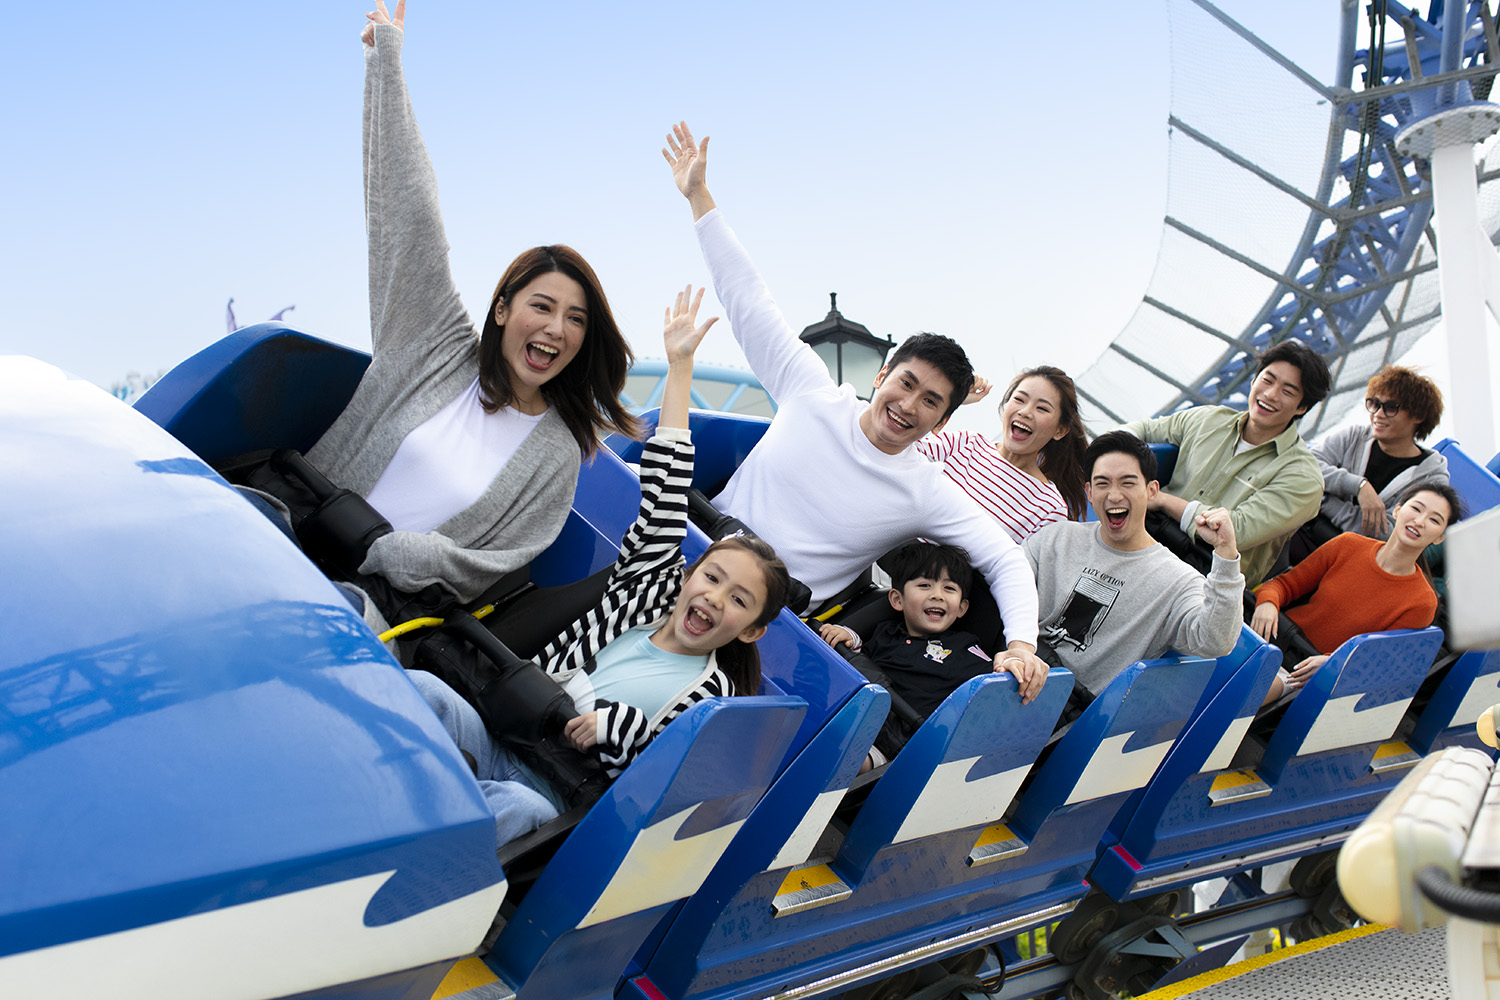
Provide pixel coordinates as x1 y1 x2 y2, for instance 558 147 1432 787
1253 533 1437 653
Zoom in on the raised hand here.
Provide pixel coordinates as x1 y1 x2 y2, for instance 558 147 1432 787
663 121 717 220
964 376 993 406
659 284 718 431
361 0 405 46
1193 506 1239 559
663 121 708 195
663 284 718 364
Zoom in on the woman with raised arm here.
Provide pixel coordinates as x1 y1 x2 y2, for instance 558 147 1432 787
918 367 1090 541
1250 483 1464 704
300 1 636 617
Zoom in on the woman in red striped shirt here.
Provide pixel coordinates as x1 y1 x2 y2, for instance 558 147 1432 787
917 367 1089 542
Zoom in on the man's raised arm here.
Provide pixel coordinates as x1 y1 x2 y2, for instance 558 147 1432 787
664 122 833 403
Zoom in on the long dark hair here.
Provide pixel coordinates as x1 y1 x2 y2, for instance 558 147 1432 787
1396 482 1465 583
1002 366 1090 521
683 535 792 695
478 245 641 455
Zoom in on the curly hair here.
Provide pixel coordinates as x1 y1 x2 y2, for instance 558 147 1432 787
1367 365 1445 441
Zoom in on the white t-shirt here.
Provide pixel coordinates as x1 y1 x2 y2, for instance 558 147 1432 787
366 378 545 533
698 209 1040 648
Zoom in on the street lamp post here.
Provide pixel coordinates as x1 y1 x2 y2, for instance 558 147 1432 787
798 293 895 400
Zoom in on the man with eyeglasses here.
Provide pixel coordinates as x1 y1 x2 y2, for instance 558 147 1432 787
1298 365 1449 556
1120 341 1330 587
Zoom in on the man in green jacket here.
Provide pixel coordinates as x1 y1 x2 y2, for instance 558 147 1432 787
1121 341 1330 587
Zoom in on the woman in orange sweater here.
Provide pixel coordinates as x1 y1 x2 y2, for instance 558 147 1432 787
1251 484 1463 702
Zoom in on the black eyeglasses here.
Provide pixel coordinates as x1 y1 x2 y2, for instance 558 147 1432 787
1366 397 1402 417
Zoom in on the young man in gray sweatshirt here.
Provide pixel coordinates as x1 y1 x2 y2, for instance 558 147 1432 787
1022 431 1246 696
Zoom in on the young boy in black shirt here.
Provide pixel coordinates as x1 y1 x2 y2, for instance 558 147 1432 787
819 542 994 718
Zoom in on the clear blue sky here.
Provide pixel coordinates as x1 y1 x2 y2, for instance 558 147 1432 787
3 1 1342 435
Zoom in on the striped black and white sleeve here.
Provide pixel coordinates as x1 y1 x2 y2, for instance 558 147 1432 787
611 430 695 588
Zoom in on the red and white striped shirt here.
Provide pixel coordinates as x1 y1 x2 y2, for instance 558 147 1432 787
916 430 1069 543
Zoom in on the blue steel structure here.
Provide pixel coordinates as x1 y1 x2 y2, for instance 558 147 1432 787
620 358 775 418
1077 0 1500 434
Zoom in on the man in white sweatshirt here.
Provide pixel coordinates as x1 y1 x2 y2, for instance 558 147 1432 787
664 122 1047 701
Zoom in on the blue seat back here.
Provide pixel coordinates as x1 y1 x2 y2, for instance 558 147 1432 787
629 673 1067 1000
1409 648 1500 754
135 325 369 464
608 408 772 496
486 697 805 1000
1433 437 1500 516
640 685 889 1000
840 673 1070 871
1101 628 1280 851
1186 627 1284 774
1151 443 1179 484
1009 657 1214 840
1261 627 1444 779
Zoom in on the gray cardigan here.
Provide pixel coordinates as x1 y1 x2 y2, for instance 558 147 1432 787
1310 423 1449 536
308 24 580 604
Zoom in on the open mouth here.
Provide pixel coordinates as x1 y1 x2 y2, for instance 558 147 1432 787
1105 507 1128 531
1009 421 1034 442
525 342 560 371
683 606 714 637
923 607 948 623
886 407 914 433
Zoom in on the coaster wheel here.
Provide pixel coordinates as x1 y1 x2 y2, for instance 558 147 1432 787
1050 895 1121 965
1289 850 1339 898
1139 888 1182 918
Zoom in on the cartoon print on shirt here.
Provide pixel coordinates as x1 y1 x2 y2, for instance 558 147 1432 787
1042 568 1123 653
924 640 953 664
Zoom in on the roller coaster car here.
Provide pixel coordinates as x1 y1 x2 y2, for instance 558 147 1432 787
12 324 1500 1000
0 327 826 1000
611 404 1500 999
